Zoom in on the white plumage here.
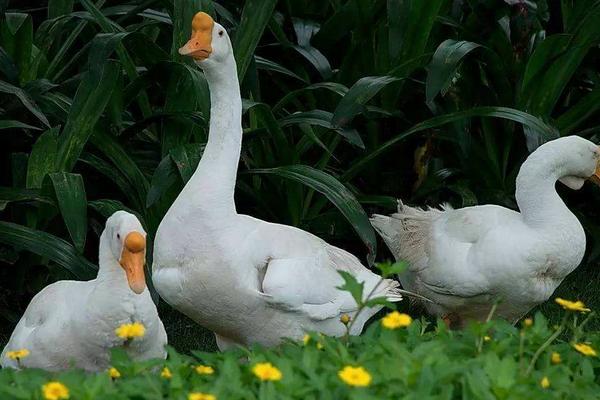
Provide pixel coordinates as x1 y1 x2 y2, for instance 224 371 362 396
152 13 404 350
372 136 600 325
0 211 167 371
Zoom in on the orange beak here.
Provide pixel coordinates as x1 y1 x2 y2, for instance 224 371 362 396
119 232 146 294
591 161 600 186
178 12 214 60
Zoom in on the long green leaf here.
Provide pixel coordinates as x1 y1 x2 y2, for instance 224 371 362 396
0 80 50 128
342 107 559 181
426 39 481 104
250 165 377 263
279 110 364 148
55 58 120 172
0 221 96 279
27 127 59 189
233 0 278 81
332 75 402 127
48 172 87 252
0 120 41 130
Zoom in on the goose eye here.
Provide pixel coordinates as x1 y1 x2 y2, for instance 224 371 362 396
218 30 224 37
117 233 121 239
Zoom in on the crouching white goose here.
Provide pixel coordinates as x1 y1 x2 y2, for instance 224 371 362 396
371 136 600 326
0 211 167 371
152 12 405 350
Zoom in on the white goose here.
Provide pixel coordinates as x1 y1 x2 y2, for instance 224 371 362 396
152 12 404 350
0 211 167 371
372 136 600 326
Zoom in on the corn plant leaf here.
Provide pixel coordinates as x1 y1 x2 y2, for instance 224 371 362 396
0 186 54 206
0 120 41 130
426 40 481 104
556 88 600 134
279 110 364 149
0 80 50 128
342 107 559 181
0 221 96 279
48 172 88 253
27 127 59 189
233 0 278 81
48 0 74 18
249 164 377 263
332 76 403 127
55 58 120 172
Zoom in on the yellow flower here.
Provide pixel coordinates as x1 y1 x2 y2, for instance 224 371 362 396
573 343 597 357
188 393 216 400
302 334 310 345
523 318 533 327
540 376 550 389
381 311 412 329
316 341 324 350
108 367 121 379
42 381 69 400
115 322 146 339
161 367 172 379
483 335 491 342
551 352 561 364
195 365 214 375
6 349 30 360
340 314 351 324
555 298 590 313
252 362 282 381
338 365 372 387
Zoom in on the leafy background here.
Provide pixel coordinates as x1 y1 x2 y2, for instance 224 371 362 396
1 0 599 353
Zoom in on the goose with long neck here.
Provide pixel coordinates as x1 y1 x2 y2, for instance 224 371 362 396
372 136 600 326
1 211 167 371
152 12 406 349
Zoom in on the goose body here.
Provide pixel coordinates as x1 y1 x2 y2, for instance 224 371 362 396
0 211 167 371
372 136 600 325
152 12 402 349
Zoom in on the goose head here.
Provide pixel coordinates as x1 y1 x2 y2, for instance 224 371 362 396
105 211 147 294
178 12 233 69
551 136 600 190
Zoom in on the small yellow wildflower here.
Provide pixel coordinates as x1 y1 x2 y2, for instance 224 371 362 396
252 362 282 381
573 343 597 357
338 365 372 387
555 298 590 313
302 334 310 345
195 365 214 375
115 322 146 339
551 352 561 364
161 367 172 379
188 393 216 400
316 341 324 350
340 314 351 324
108 367 121 379
483 335 491 342
540 376 550 389
523 318 533 327
42 381 69 400
381 311 412 329
6 349 30 360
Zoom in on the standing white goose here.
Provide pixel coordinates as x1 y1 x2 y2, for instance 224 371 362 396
152 12 404 350
0 211 167 371
371 136 600 326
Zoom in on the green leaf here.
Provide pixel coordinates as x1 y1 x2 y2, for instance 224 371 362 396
147 155 180 208
249 165 377 261
233 0 278 81
255 55 307 83
376 261 408 278
27 127 59 189
48 172 87 253
48 0 74 18
0 80 50 128
388 0 445 63
426 40 481 104
342 107 559 181
0 120 41 130
55 58 120 172
336 270 364 306
556 88 600 134
170 144 204 184
332 76 403 127
279 110 364 148
0 186 54 206
0 221 96 279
